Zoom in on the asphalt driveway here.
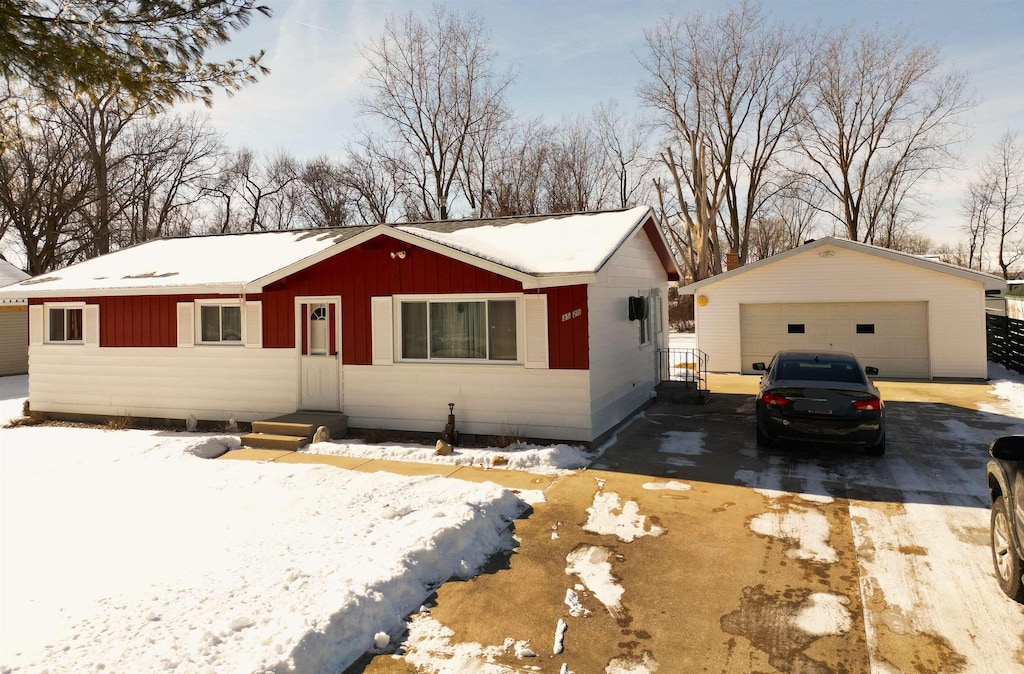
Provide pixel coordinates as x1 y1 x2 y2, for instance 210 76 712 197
356 376 1024 673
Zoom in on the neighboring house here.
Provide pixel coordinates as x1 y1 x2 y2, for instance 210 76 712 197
679 237 1006 379
0 207 679 442
1007 280 1024 321
0 259 30 376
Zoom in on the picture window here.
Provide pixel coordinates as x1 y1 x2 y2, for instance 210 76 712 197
400 299 517 362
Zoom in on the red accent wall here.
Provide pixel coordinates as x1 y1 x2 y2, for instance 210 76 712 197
261 235 525 364
30 294 228 347
540 285 589 369
30 235 592 369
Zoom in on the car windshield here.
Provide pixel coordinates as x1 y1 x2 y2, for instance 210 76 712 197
775 358 865 384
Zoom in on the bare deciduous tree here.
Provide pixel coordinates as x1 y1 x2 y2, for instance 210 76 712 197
485 119 552 217
545 116 611 213
120 113 224 243
639 1 813 275
359 6 514 220
0 101 95 273
963 132 1024 278
792 26 973 242
593 100 654 208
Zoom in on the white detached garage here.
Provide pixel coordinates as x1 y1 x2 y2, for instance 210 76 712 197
681 237 1006 379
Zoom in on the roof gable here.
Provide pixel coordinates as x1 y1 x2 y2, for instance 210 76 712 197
680 237 1005 293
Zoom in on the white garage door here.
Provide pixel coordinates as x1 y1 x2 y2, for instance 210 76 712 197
740 302 930 378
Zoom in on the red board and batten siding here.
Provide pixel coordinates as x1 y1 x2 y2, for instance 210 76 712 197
29 294 229 347
30 235 590 369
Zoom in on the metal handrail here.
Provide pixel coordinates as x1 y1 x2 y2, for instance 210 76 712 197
658 348 709 391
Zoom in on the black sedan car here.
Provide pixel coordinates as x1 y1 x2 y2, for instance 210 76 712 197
753 350 885 455
988 435 1024 602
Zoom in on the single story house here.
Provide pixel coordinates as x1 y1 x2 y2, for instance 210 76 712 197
0 258 30 376
679 237 1006 379
0 207 679 442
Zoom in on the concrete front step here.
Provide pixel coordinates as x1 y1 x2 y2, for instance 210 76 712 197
251 421 318 439
239 432 309 451
258 412 348 439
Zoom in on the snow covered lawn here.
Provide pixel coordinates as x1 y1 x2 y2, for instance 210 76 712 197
0 378 541 673
303 438 590 475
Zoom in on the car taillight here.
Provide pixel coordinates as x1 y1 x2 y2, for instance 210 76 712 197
852 397 883 411
761 392 789 406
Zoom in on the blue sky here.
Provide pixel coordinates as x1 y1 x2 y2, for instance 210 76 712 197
192 0 1024 245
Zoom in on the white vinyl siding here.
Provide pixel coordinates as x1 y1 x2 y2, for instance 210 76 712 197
27 346 297 422
342 364 591 442
694 245 988 379
588 229 668 440
0 307 29 375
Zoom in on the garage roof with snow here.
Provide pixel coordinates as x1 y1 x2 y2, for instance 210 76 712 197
679 237 1006 293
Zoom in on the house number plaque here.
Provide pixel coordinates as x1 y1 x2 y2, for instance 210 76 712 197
561 308 582 322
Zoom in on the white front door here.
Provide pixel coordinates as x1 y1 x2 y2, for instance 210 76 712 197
297 297 342 411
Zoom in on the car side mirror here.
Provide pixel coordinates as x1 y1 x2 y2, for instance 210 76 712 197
752 362 766 371
865 366 879 376
990 435 1024 461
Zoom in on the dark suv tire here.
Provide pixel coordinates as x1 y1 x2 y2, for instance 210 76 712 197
991 495 1024 602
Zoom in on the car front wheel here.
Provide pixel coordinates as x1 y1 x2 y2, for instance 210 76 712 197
991 496 1024 602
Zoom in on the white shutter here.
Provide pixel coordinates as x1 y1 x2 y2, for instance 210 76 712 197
177 302 194 347
244 301 263 348
371 296 393 365
524 294 549 369
29 305 43 346
84 305 100 347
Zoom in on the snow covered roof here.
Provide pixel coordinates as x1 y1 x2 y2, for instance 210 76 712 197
0 207 677 298
0 259 30 305
0 259 29 286
0 228 371 297
679 237 1007 293
398 206 656 276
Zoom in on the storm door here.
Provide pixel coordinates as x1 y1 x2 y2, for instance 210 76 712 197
296 297 342 411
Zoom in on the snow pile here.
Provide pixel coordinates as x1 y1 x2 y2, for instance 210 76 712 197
1 425 538 674
401 614 539 672
304 439 591 475
983 362 1024 419
793 593 852 636
748 494 837 564
583 491 664 542
0 373 28 426
642 480 692 492
565 545 625 619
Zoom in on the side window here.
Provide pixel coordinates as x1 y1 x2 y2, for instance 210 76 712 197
47 306 84 343
198 304 242 344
